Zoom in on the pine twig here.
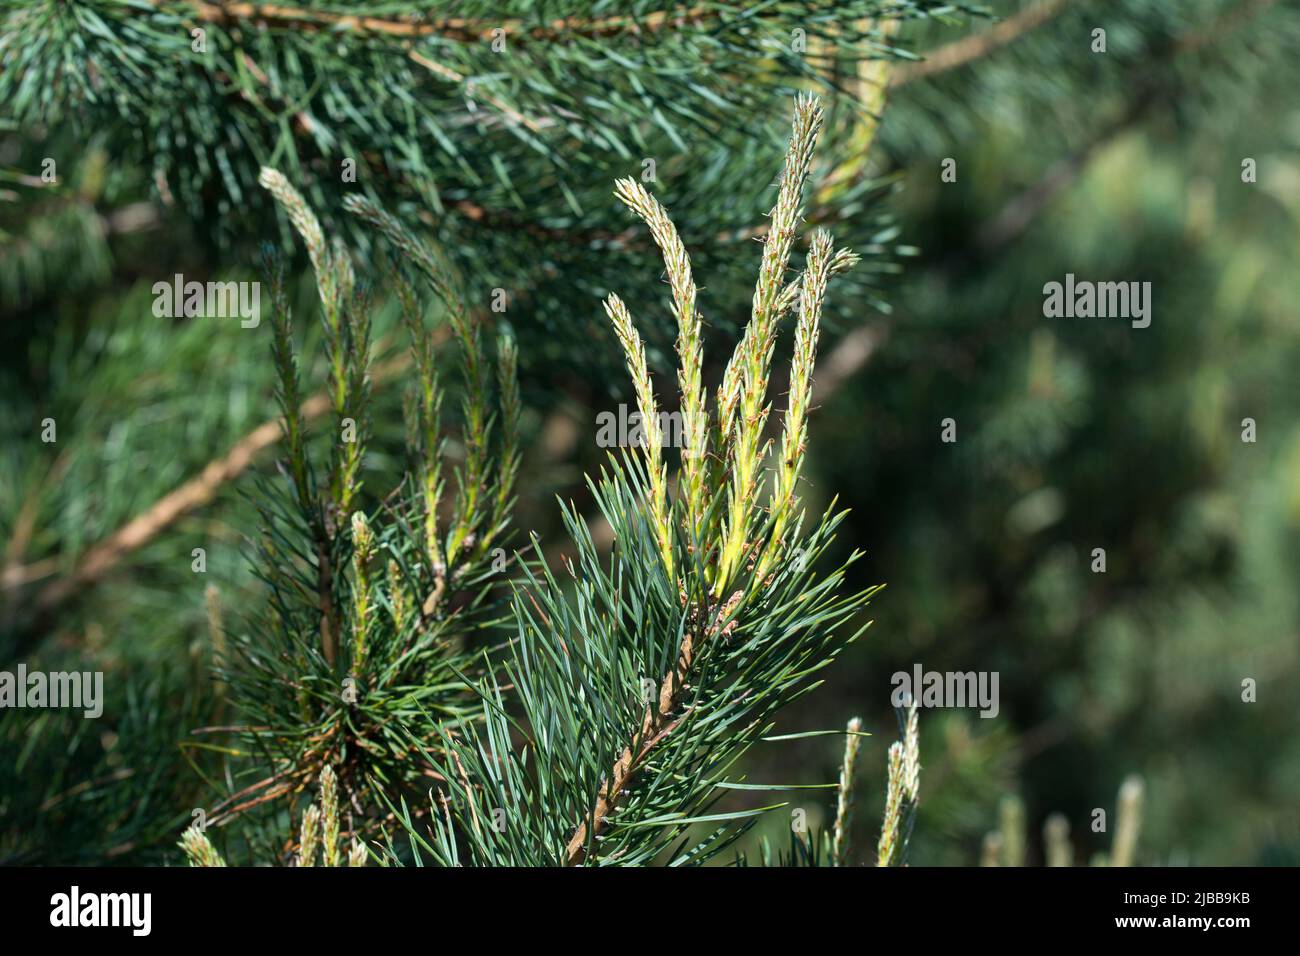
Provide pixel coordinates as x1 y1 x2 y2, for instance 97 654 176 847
832 717 864 867
14 351 415 616
876 700 920 867
714 94 825 596
179 826 227 867
149 2 717 43
604 293 675 580
999 794 1026 867
890 0 1074 88
1110 775 1145 868
564 590 742 866
564 629 690 863
613 178 709 545
1044 813 1073 867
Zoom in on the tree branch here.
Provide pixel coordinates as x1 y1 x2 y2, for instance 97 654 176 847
975 0 1277 254
890 0 1074 88
565 607 700 864
14 350 416 614
151 2 714 43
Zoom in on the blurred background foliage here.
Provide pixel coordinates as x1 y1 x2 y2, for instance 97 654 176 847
2 0 1298 865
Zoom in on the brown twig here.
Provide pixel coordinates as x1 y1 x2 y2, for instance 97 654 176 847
565 633 696 865
407 51 552 133
315 534 338 668
1 451 69 592
890 0 1074 88
16 350 414 613
975 0 1277 254
810 322 891 405
150 2 713 43
564 588 742 864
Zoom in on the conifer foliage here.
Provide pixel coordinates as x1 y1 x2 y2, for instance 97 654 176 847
206 167 522 845
177 95 915 868
393 96 890 866
4 0 1298 876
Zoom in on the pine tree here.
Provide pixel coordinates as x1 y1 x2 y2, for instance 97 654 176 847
196 167 523 852
200 94 915 867
3 0 955 865
384 95 891 865
7 0 1298 870
1 0 954 363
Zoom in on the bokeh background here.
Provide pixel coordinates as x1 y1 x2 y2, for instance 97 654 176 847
2 0 1297 865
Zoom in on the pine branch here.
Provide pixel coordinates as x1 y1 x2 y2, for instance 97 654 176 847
197 169 522 848
563 618 700 865
1044 813 1072 867
977 775 1144 867
343 193 499 570
890 0 1073 88
403 95 882 868
179 826 227 867
1110 776 1144 868
10 349 416 616
4 0 952 264
149 2 719 43
973 0 1278 255
757 229 834 582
